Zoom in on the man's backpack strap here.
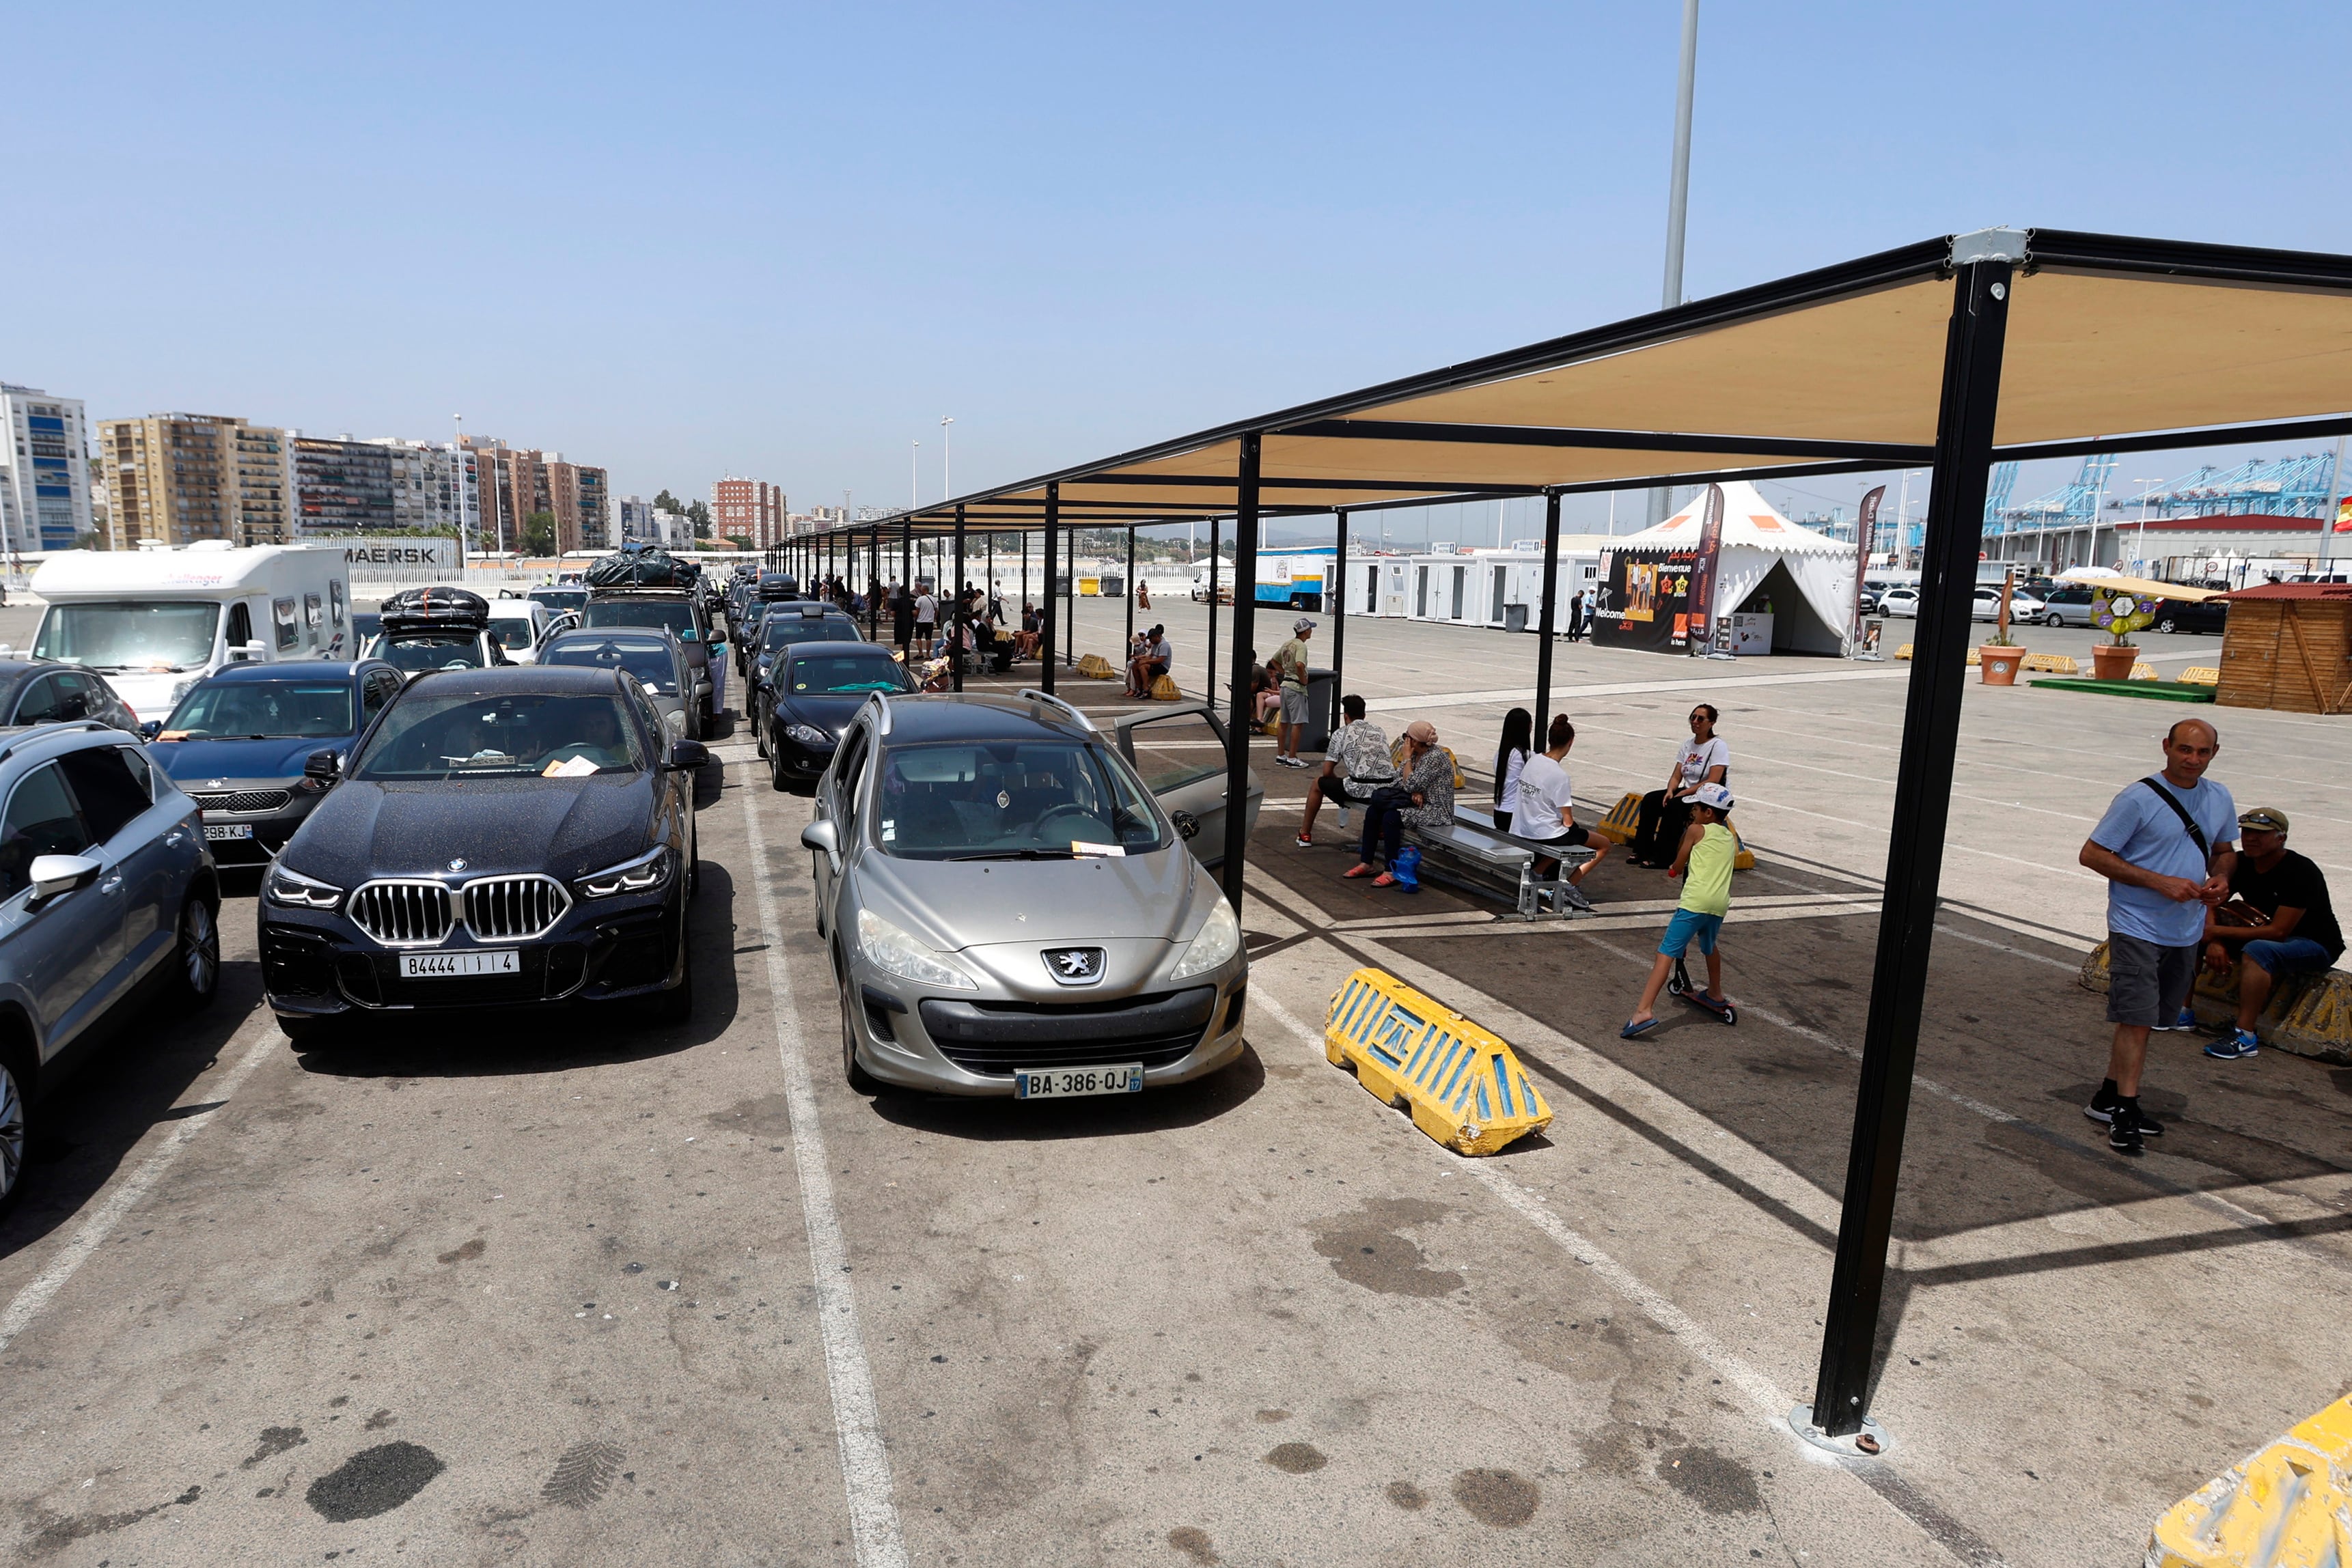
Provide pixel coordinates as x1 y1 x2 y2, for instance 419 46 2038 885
2139 776 2210 858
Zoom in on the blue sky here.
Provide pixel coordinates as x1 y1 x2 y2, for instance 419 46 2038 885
12 2 2350 540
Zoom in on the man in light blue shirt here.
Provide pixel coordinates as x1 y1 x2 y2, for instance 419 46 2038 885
2079 718 2236 1155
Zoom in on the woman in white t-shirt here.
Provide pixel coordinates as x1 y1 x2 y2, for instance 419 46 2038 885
1491 708 1533 832
1631 703 1730 867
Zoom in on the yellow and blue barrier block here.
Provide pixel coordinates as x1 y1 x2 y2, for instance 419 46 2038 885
1324 968 1550 1156
1594 792 1755 871
2148 1392 2352 1567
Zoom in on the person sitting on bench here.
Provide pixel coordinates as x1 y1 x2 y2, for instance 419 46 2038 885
1297 694 1393 848
1512 713 1607 912
2199 805 2342 1061
1126 624 1172 697
1346 720 1452 886
1631 703 1728 867
1014 604 1042 660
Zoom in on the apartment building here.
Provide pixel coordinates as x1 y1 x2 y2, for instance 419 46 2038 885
98 412 292 549
465 438 611 553
287 434 479 538
712 476 784 550
0 385 94 553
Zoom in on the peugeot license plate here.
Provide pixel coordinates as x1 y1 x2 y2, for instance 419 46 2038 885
202 823 253 841
400 950 520 979
1014 1064 1144 1099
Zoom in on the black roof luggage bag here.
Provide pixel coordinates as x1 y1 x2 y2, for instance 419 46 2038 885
587 548 691 589
379 585 490 631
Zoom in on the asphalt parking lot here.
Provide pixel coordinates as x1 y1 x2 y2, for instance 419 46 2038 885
0 595 2344 1567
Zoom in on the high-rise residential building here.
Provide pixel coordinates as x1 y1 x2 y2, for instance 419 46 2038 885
0 385 94 553
98 412 291 549
464 437 610 554
650 507 695 548
712 477 784 550
286 435 479 538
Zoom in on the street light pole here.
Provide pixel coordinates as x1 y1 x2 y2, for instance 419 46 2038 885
941 417 953 503
1647 0 1702 530
452 414 466 576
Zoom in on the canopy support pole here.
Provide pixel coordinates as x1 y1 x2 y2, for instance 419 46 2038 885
1221 433 1263 911
1206 517 1220 708
1041 483 1060 695
1126 527 1137 657
1534 488 1563 740
867 528 880 639
952 505 967 694
1807 246 2015 1440
1063 524 1076 670
1330 511 1347 732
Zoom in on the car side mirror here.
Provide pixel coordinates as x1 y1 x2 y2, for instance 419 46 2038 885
665 739 710 772
1171 809 1200 840
304 749 342 783
138 720 163 740
29 852 102 903
799 819 840 865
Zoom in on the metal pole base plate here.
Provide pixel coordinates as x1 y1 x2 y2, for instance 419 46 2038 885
1787 1404 1892 1459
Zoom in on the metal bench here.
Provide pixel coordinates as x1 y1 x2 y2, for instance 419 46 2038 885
1400 807 1594 920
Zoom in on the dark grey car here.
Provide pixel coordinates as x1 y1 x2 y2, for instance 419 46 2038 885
801 690 1248 1100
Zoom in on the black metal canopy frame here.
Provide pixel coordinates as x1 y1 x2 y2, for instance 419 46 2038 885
783 227 2352 1443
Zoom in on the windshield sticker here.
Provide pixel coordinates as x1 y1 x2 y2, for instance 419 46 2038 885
1071 841 1126 858
542 754 600 778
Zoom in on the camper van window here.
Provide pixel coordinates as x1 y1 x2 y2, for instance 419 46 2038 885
304 593 324 634
225 602 253 649
329 580 346 627
273 598 300 651
32 601 221 673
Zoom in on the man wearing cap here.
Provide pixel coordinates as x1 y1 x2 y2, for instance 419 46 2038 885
2199 806 2342 1061
2079 718 2237 1155
1269 619 1315 768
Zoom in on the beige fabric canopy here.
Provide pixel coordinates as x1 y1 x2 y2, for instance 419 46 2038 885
828 229 2352 536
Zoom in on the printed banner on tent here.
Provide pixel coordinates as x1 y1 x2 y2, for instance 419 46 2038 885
1594 549 1696 652
1851 484 1886 642
1686 484 1727 658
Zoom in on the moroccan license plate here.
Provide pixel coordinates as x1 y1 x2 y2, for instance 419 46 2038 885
1014 1064 1144 1100
202 823 253 841
400 950 520 979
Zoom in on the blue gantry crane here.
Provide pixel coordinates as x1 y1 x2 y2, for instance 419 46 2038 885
2002 452 2118 530
2129 451 2339 519
1982 462 2020 533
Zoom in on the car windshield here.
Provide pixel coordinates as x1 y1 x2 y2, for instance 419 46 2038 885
371 630 488 673
585 600 694 639
350 690 646 781
490 617 539 651
873 740 1168 860
542 637 679 694
530 589 586 615
34 601 220 673
764 615 853 651
163 680 355 739
786 652 915 695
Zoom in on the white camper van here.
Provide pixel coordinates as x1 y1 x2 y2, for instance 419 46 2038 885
28 543 355 721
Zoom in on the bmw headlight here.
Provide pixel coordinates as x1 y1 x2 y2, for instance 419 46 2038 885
1170 899 1241 980
857 908 976 990
265 864 344 911
786 723 833 747
575 845 672 899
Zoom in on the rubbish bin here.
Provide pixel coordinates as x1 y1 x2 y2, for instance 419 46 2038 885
1298 667 1340 751
1098 572 1125 598
1503 602 1530 634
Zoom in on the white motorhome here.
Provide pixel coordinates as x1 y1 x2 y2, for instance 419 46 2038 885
28 543 355 721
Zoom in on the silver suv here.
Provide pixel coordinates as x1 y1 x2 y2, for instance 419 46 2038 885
801 690 1248 1100
0 721 219 1204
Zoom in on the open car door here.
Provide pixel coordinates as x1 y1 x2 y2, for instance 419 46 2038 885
1112 703 1262 869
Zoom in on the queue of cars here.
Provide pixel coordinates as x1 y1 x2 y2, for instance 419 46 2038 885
1864 577 2228 634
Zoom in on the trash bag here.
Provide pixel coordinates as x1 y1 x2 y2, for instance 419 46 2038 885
1391 845 1422 891
586 549 690 589
378 585 489 628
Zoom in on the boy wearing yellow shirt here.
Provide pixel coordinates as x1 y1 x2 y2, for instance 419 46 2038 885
1622 782 1737 1037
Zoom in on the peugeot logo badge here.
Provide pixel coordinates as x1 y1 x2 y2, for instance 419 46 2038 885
1043 947 1105 985
449 858 467 872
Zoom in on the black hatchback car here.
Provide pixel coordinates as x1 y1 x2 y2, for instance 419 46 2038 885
0 660 141 735
764 642 917 789
258 664 707 1039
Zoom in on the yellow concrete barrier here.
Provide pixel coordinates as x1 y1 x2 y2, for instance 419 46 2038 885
2024 652 2079 674
2132 661 2161 681
1324 969 1550 1156
1076 653 1117 680
2181 665 2221 686
1594 792 1756 870
1148 673 1182 700
2081 941 2352 1066
1895 643 1913 660
2148 1393 2352 1567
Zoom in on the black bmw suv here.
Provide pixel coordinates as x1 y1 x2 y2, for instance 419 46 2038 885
258 664 706 1039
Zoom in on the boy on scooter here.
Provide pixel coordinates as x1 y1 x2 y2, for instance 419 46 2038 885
1621 782 1737 1038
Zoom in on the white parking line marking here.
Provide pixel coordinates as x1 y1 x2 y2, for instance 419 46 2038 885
738 779 908 1568
0 1010 281 1359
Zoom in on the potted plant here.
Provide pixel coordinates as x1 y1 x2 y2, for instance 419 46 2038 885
1979 619 2028 686
2090 591 2154 680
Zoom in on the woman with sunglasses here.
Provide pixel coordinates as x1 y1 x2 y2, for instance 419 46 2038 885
1629 703 1728 868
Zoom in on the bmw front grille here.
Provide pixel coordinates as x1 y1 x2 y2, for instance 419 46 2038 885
349 880 456 947
462 876 572 942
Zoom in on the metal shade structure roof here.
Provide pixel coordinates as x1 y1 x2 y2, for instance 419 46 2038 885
811 228 2352 537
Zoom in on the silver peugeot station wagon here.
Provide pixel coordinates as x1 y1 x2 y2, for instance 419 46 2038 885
800 690 1248 1100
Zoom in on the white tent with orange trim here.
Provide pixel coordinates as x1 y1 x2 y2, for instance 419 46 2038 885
1608 479 1859 654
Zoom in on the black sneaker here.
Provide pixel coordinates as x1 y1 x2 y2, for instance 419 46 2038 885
2084 1088 2164 1136
2107 1105 2146 1155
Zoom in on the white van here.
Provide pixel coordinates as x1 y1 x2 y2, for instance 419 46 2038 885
28 542 354 721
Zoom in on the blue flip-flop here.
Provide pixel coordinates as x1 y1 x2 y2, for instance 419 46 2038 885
1620 1018 1659 1039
